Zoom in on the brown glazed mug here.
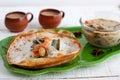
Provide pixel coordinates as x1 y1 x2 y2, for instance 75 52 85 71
39 8 65 29
5 11 33 32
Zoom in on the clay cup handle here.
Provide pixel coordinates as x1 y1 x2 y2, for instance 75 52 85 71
26 12 33 23
60 11 65 18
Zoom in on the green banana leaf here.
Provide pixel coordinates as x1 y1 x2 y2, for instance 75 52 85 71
0 26 120 75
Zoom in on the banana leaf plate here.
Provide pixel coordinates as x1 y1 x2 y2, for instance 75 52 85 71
0 26 120 75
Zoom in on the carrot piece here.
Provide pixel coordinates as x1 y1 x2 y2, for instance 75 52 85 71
44 36 52 41
40 41 50 49
33 50 39 57
40 36 53 49
32 44 41 57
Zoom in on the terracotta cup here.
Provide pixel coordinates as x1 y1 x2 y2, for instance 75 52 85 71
39 8 65 29
5 11 33 32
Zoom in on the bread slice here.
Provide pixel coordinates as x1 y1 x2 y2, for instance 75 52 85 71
6 29 82 69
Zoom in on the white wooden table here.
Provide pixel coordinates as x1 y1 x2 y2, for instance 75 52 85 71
0 6 120 80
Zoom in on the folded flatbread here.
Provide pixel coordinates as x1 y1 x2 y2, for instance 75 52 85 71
7 29 82 69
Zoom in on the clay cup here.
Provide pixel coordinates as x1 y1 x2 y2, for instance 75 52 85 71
39 8 65 29
5 11 33 32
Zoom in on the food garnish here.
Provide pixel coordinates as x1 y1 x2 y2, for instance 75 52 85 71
73 31 82 37
92 49 104 56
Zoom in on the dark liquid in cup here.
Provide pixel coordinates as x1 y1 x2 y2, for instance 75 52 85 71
7 13 24 19
41 11 59 16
